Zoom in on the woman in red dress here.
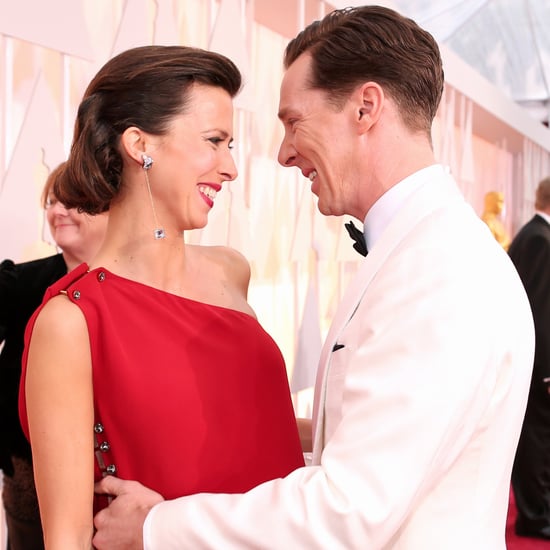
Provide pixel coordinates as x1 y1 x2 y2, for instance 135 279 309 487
19 45 304 550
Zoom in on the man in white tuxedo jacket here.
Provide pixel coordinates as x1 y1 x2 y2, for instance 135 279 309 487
93 6 535 549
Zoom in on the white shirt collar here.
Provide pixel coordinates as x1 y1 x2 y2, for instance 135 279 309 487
363 164 447 251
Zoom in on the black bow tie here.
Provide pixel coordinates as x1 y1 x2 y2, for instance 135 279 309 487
344 220 368 257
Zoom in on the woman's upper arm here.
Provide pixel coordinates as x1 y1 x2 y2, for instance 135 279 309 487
26 295 95 549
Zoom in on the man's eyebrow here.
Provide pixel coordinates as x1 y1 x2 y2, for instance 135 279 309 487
278 107 297 121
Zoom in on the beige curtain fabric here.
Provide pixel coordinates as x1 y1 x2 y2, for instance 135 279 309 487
0 0 549 415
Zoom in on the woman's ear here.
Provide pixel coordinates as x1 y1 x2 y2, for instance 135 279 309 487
356 82 384 132
120 127 147 166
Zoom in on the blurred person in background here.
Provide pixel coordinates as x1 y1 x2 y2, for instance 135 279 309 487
509 176 550 540
0 161 108 550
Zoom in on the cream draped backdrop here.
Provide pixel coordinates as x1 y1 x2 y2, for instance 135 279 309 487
0 3 549 479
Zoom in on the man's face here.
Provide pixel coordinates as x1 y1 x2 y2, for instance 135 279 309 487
277 54 359 217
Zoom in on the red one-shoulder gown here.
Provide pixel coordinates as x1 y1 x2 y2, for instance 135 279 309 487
20 264 304 509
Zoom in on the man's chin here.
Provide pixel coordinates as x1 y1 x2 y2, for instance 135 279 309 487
317 202 332 217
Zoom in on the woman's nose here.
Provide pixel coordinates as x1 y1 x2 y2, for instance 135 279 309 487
49 200 70 214
220 151 238 182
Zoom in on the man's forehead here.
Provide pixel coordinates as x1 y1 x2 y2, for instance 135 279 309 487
278 55 313 119
283 53 312 83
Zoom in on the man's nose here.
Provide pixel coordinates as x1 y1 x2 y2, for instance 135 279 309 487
277 138 297 168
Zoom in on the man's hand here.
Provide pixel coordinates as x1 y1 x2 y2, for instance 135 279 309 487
92 476 164 550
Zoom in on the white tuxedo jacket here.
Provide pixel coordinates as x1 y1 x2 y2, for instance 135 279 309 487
145 168 534 549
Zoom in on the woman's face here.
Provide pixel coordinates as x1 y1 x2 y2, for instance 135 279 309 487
146 84 238 232
45 195 108 262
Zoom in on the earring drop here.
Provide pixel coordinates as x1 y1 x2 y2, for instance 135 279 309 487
141 154 165 239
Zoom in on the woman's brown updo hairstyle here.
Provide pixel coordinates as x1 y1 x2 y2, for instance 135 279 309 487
55 45 242 215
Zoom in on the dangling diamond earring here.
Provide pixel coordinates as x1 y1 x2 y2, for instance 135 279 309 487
142 154 154 171
142 154 165 239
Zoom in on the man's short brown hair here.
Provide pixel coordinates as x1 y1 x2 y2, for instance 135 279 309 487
284 5 444 137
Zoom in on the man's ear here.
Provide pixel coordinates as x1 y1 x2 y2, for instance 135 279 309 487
120 127 147 166
356 82 384 132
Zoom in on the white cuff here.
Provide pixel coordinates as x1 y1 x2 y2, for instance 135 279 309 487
143 502 161 550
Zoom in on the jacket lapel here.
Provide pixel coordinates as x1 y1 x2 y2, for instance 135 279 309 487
312 172 464 461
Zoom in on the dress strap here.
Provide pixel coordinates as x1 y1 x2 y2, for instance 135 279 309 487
43 262 89 302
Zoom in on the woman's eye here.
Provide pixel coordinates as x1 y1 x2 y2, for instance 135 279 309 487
208 136 235 151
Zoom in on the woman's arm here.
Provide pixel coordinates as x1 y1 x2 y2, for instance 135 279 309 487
25 295 95 550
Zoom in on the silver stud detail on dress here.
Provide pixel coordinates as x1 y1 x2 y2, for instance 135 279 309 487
99 441 110 452
94 423 104 434
72 290 81 300
106 464 117 475
97 271 106 282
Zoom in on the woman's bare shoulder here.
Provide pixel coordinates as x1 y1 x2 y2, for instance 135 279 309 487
26 294 91 385
188 244 252 301
32 294 88 341
193 245 250 280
